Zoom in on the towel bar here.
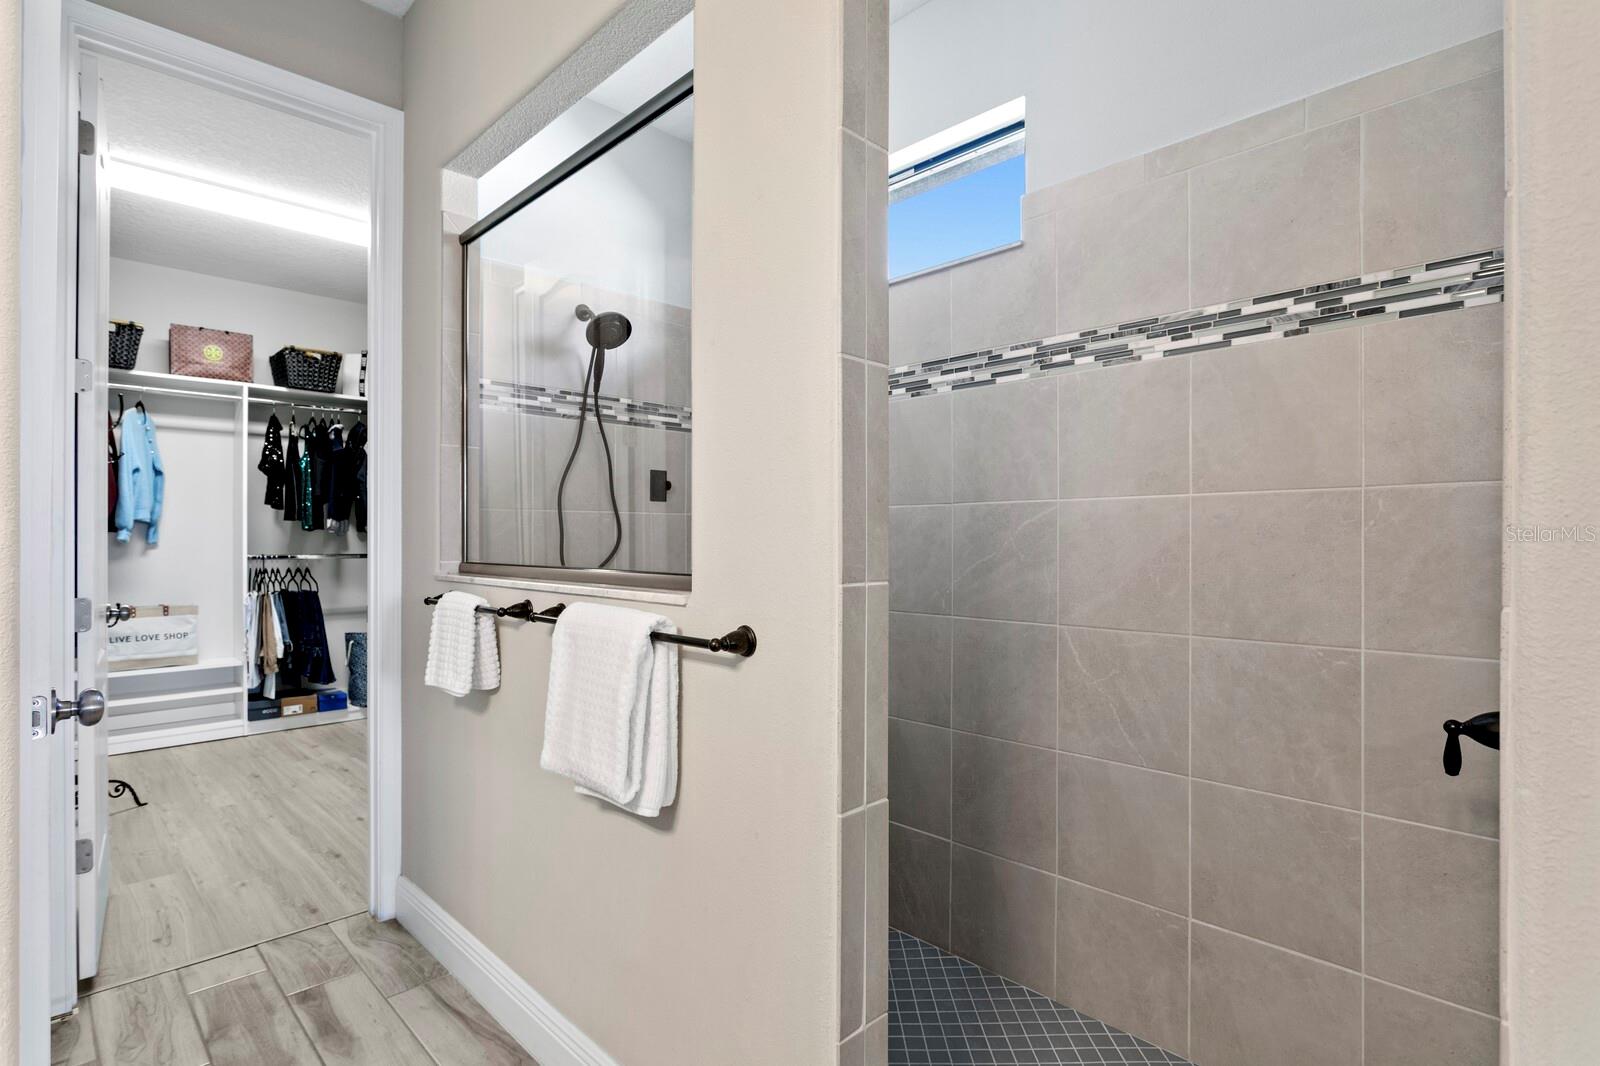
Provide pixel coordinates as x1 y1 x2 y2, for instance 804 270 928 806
423 595 758 657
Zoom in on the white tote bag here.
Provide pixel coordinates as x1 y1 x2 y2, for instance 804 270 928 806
107 604 200 670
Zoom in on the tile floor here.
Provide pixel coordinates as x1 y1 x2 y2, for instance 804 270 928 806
52 723 537 1065
889 931 1191 1066
52 912 536 1065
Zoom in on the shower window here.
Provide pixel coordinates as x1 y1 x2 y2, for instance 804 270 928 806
460 75 693 590
889 97 1026 278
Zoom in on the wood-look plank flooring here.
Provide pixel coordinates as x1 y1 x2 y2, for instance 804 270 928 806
88 723 370 993
53 724 537 1066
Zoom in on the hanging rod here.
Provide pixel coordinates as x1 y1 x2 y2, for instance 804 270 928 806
422 595 758 657
249 553 368 560
247 396 365 415
113 383 239 403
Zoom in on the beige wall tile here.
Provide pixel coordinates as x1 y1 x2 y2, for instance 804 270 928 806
841 131 867 360
1366 651 1499 837
949 846 1057 994
1365 817 1499 1014
1058 754 1188 913
1192 329 1362 492
1147 99 1306 179
1191 638 1361 807
888 718 951 837
949 215 1056 354
842 358 867 584
1190 120 1361 305
953 618 1057 747
1364 304 1504 486
1364 74 1505 269
1055 173 1189 331
1192 782 1362 967
952 732 1056 870
889 612 951 727
1060 497 1189 632
841 586 866 812
867 365 889 582
889 394 952 505
839 808 865 1039
864 801 889 1020
888 269 951 365
1192 489 1362 646
1306 32 1503 128
1058 627 1189 774
953 502 1058 623
1055 880 1189 1056
1059 356 1189 500
951 376 1058 502
889 823 951 948
1364 978 1498 1066
889 505 952 614
1364 483 1502 658
1021 155 1147 219
866 587 889 802
1190 924 1362 1066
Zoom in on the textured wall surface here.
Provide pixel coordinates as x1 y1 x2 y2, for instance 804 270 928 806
402 1 860 1062
1502 2 1600 1062
0 0 21 1059
888 40 1505 1065
93 0 403 108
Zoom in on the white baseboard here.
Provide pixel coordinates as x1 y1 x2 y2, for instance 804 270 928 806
394 876 622 1066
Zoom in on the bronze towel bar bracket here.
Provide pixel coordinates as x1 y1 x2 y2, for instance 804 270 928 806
423 595 758 657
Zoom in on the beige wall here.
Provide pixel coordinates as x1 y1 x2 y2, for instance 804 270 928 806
888 37 1505 1065
0 0 20 1058
93 0 403 108
1502 2 1600 1062
401 1 853 1063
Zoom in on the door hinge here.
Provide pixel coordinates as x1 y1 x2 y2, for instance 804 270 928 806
75 598 92 633
75 838 93 875
74 359 93 393
78 118 95 157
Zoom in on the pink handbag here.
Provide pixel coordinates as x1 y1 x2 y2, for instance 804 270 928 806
169 323 253 382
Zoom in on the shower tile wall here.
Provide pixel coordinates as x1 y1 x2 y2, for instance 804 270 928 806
887 33 1503 1066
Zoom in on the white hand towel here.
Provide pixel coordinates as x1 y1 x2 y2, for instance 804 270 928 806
424 590 501 697
540 602 680 817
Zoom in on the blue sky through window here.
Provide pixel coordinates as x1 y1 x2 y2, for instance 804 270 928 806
888 153 1024 279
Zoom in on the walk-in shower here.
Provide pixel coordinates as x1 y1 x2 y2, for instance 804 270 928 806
459 66 693 588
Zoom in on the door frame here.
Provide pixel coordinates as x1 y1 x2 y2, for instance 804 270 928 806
16 0 404 1056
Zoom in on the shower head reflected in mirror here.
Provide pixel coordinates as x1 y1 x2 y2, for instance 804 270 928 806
575 303 633 351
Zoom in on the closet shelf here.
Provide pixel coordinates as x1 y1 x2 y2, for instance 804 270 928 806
107 684 245 711
108 368 366 408
108 657 242 680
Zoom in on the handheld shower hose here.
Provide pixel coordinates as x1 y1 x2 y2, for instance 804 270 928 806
555 305 632 568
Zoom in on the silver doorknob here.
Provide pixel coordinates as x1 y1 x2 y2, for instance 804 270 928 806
105 603 132 627
52 689 106 730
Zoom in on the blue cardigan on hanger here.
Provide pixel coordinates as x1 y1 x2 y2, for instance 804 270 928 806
114 406 164 545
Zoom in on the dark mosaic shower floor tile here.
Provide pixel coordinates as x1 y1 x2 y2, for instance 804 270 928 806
889 930 1193 1066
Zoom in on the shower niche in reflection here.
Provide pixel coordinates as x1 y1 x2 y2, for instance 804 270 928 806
460 17 692 589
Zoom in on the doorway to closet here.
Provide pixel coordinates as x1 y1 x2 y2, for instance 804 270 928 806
18 3 404 1050
90 49 375 992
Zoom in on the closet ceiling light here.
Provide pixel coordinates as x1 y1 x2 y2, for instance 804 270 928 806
106 157 370 248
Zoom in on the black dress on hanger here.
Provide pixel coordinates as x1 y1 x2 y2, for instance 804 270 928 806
328 420 367 533
258 413 286 508
282 419 302 523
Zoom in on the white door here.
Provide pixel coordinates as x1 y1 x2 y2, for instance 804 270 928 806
71 51 113 982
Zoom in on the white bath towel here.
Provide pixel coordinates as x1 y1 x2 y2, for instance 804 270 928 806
540 602 680 817
424 590 501 697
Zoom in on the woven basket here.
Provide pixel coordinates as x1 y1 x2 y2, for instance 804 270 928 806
109 320 143 370
270 347 344 393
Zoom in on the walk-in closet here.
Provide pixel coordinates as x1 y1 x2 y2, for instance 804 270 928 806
100 53 373 756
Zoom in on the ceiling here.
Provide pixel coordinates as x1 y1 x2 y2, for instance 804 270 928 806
100 57 370 303
357 0 412 15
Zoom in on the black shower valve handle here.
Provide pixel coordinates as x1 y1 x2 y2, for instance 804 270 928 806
1442 711 1500 777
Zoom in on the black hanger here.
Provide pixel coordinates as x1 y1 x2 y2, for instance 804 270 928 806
113 393 126 428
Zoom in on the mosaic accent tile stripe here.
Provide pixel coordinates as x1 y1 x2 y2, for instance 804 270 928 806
889 930 1191 1066
479 378 692 432
889 249 1504 398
